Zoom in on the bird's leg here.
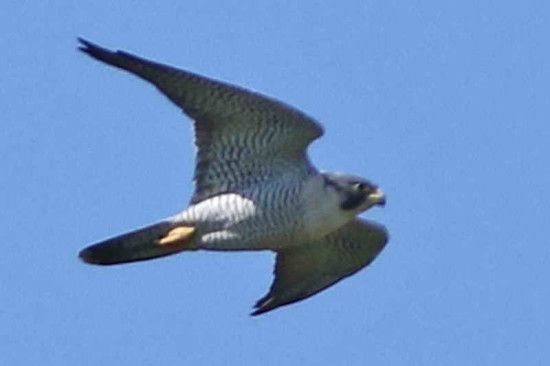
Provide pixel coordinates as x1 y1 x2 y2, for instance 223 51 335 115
157 226 196 246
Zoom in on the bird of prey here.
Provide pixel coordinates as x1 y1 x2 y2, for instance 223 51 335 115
78 38 388 316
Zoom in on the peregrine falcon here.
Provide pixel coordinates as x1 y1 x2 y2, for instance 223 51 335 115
78 39 388 316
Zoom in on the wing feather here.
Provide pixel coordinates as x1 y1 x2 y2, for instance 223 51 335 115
252 219 388 315
78 39 324 203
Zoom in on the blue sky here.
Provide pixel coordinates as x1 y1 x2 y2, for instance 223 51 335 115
2 1 548 364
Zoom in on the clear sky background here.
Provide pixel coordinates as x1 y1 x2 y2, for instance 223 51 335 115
2 1 548 365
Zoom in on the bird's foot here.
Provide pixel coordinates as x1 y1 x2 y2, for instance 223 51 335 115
157 226 196 247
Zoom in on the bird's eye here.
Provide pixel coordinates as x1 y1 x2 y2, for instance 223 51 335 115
352 182 366 192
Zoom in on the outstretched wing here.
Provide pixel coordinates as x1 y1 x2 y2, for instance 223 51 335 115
78 39 324 204
252 219 388 315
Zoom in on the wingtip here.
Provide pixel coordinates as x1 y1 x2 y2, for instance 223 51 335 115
250 296 275 316
76 37 94 52
250 309 264 317
77 37 109 57
76 38 151 75
76 37 89 45
250 304 271 316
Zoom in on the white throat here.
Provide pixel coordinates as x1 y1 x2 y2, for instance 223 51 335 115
301 175 356 241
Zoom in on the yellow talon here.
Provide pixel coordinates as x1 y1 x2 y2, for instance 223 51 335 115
158 226 196 246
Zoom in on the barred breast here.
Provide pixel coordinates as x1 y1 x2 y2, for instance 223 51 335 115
170 175 311 251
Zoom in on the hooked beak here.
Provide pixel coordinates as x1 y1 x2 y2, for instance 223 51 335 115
368 188 386 207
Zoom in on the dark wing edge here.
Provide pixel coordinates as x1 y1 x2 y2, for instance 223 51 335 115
252 219 388 316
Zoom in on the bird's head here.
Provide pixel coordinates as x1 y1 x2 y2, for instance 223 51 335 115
322 172 386 215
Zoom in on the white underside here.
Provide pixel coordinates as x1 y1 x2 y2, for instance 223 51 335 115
170 175 355 251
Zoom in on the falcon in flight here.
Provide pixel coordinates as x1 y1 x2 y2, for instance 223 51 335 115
78 39 388 315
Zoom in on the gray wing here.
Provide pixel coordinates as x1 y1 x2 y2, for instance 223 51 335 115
78 39 324 204
252 219 388 316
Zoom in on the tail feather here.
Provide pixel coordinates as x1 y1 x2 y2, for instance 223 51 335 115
79 221 196 265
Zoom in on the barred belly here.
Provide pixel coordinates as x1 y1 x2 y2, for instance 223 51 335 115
172 179 308 251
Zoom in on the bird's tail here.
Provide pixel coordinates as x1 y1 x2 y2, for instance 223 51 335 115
79 221 197 265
